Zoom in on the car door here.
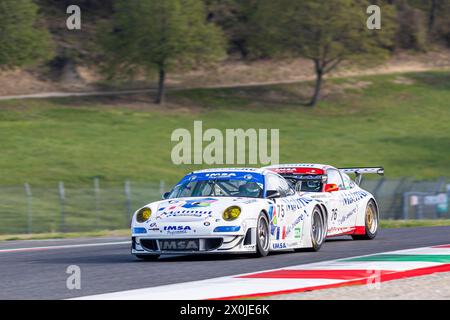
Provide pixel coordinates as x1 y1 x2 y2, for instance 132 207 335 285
265 174 303 246
325 168 347 234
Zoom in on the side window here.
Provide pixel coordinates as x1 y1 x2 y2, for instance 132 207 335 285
326 169 345 190
266 174 294 197
342 173 356 190
279 177 296 196
266 174 283 191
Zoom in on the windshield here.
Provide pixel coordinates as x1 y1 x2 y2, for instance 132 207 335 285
284 175 324 192
168 171 265 199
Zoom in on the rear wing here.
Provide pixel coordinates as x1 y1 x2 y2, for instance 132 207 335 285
338 167 384 185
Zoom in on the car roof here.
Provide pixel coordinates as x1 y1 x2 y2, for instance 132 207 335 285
263 163 338 175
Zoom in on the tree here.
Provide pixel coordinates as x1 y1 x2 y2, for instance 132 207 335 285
250 0 396 106
395 0 428 50
0 0 52 68
407 0 444 34
204 0 259 58
100 0 226 104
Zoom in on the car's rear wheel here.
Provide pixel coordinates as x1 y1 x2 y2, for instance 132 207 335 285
255 212 270 257
352 200 378 240
308 206 326 251
136 254 160 261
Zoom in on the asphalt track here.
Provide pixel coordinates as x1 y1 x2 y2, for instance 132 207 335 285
0 226 449 300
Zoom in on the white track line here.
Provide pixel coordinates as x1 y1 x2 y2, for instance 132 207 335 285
0 241 130 254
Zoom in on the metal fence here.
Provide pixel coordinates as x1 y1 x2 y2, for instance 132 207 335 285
0 177 449 235
360 176 449 220
0 180 166 235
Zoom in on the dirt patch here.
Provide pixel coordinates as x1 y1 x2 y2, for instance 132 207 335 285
1 49 450 97
0 69 59 96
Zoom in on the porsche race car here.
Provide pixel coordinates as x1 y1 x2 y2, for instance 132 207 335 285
264 163 384 239
131 165 383 260
132 168 330 260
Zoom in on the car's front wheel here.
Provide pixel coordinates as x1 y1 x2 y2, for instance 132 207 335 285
135 254 160 261
255 212 270 257
308 206 326 251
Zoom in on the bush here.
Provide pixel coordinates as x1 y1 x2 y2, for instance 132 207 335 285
395 2 428 51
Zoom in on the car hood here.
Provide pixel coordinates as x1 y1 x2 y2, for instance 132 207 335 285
152 197 260 222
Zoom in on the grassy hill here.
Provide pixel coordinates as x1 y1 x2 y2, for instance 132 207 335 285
1 70 449 187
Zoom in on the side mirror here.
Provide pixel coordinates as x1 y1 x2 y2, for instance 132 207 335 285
324 183 339 192
266 190 281 199
162 192 171 200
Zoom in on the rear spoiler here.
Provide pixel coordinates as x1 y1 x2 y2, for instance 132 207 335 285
338 167 384 185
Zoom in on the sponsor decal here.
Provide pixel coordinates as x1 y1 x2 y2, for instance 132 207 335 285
338 207 357 224
159 240 199 251
158 209 213 219
272 242 287 249
280 197 313 211
178 171 265 185
181 198 218 209
269 205 277 225
159 198 218 211
205 172 237 179
241 199 258 204
341 190 369 206
163 225 193 234
285 211 306 237
294 227 302 238
327 226 355 235
148 222 159 231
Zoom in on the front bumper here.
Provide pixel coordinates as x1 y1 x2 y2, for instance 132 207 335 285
131 229 256 255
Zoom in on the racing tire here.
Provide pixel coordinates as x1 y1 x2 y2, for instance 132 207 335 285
352 199 378 240
135 254 160 261
303 206 326 252
255 212 270 257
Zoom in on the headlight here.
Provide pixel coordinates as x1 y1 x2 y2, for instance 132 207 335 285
136 208 152 223
222 206 241 221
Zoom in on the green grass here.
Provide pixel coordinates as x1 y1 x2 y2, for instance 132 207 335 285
0 70 449 234
0 229 130 241
380 219 450 228
1 71 449 186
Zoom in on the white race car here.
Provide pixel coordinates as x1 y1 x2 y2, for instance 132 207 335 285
264 163 383 239
131 165 383 260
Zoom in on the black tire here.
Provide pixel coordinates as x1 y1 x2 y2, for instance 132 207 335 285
352 200 378 240
136 254 160 261
255 212 270 257
302 206 326 252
